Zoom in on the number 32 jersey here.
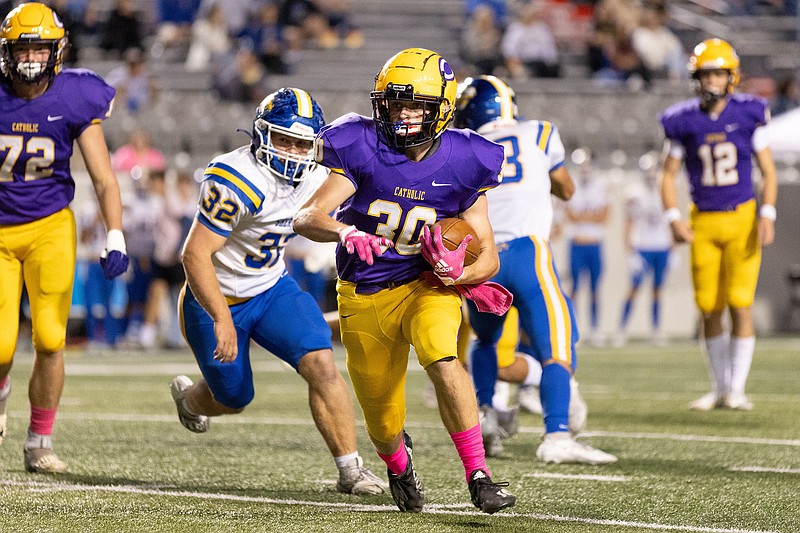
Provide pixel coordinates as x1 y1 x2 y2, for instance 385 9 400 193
0 69 115 225
196 146 327 298
315 113 503 286
659 94 769 212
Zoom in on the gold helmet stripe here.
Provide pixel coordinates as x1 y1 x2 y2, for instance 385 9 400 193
292 88 314 118
482 75 515 121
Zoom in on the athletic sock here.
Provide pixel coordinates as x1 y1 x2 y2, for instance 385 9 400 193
540 363 570 434
705 333 731 396
730 336 755 395
450 424 488 482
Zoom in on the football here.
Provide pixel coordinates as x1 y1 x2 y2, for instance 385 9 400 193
432 218 481 266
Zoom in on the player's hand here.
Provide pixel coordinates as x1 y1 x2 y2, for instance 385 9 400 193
758 217 775 247
419 225 470 285
213 317 238 363
339 225 393 266
100 229 130 280
669 219 694 244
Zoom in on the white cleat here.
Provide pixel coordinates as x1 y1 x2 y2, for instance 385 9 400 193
611 332 627 348
170 376 209 433
24 447 68 474
650 330 668 347
517 384 542 415
336 456 389 495
536 432 617 465
568 379 588 436
688 392 723 411
722 393 753 411
479 405 504 457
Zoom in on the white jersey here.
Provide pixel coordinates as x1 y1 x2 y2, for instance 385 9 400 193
195 146 327 298
478 119 566 243
624 180 672 251
567 174 609 242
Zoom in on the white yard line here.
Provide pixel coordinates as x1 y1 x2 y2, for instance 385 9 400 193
730 466 800 474
524 472 630 482
0 479 782 533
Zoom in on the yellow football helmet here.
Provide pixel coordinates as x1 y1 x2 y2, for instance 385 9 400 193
687 38 740 102
0 2 68 84
371 47 457 148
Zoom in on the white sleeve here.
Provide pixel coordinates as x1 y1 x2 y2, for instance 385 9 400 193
752 125 770 152
548 127 566 171
195 180 247 236
664 138 684 159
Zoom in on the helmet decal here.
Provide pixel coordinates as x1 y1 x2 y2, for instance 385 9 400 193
439 58 454 82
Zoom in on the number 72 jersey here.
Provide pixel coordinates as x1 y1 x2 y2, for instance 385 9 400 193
659 93 769 212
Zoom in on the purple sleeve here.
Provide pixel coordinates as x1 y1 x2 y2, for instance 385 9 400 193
64 69 116 135
315 114 368 189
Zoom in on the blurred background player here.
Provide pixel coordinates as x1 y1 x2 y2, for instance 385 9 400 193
172 88 387 496
0 2 128 473
565 148 610 346
613 150 673 347
659 39 777 411
294 48 516 514
455 75 616 465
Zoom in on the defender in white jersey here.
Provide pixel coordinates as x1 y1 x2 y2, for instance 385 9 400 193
614 152 673 346
455 76 617 465
169 88 387 496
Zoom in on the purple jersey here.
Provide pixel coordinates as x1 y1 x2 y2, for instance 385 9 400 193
0 69 115 225
660 94 769 212
316 113 503 286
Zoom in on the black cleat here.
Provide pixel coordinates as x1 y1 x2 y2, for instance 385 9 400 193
468 469 516 514
387 432 425 513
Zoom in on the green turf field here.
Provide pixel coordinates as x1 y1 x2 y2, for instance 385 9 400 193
1 338 798 532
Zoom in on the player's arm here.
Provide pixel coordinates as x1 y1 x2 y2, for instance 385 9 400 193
659 142 693 243
754 139 778 247
458 194 500 284
549 166 575 201
180 220 237 363
293 171 357 241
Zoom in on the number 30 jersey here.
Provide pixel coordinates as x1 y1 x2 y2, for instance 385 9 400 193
0 69 115 225
659 94 769 212
315 113 503 286
196 146 327 298
478 120 565 243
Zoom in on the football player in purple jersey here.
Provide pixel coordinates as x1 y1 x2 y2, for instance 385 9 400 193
294 47 516 514
659 39 778 412
0 3 128 473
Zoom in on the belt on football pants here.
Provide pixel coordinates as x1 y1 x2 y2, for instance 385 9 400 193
354 276 418 295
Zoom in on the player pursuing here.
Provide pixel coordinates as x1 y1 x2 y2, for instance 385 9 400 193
455 75 617 465
659 39 777 411
171 88 387 496
0 3 128 474
293 48 517 514
564 149 610 346
613 152 673 347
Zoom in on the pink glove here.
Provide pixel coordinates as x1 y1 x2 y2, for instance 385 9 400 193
339 225 393 266
420 272 513 316
419 225 472 285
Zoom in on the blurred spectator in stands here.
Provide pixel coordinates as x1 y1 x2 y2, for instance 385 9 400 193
501 1 560 78
593 29 650 89
139 171 197 350
237 1 289 74
465 0 508 27
196 0 254 36
279 0 337 55
99 0 144 58
106 48 160 114
0 0 12 20
587 0 640 75
460 4 503 76
631 1 684 82
156 0 202 48
45 0 84 65
771 76 800 116
185 2 232 71
212 44 270 103
112 129 167 182
317 0 364 48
